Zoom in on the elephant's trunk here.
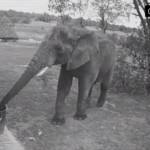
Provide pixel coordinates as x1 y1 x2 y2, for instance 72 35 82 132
0 50 50 110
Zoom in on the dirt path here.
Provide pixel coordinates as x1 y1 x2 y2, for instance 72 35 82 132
6 92 150 150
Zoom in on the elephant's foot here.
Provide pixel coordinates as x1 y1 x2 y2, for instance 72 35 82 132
73 113 87 120
96 100 105 107
51 116 65 125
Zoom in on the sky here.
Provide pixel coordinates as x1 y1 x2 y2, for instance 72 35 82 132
0 0 140 28
0 0 49 13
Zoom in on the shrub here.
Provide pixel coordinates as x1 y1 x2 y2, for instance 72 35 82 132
36 13 51 22
110 34 148 95
21 17 31 24
10 17 20 24
60 15 72 24
107 33 118 44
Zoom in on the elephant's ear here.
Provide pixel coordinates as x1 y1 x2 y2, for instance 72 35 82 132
66 49 90 70
66 32 99 70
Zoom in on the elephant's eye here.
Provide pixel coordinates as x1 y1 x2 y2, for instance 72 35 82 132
54 45 63 53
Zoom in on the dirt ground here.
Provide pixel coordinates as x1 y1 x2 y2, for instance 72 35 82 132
0 21 150 150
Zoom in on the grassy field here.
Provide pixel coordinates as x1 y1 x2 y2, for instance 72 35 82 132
0 21 150 150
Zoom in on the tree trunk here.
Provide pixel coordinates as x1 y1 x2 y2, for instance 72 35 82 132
100 14 107 34
80 17 84 28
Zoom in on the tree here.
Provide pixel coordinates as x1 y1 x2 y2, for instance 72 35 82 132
71 0 90 27
48 0 71 24
92 0 130 33
133 0 150 36
132 0 150 92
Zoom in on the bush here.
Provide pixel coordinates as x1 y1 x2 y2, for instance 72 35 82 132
117 36 127 47
107 33 118 44
60 15 72 24
21 17 31 24
36 13 51 22
110 34 148 95
10 17 20 24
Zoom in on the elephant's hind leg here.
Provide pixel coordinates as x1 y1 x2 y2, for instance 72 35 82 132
86 84 95 108
51 65 73 125
97 69 113 107
97 82 108 107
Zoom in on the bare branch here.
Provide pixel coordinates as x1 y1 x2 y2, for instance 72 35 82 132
137 0 145 11
92 0 128 32
131 12 139 16
133 0 146 33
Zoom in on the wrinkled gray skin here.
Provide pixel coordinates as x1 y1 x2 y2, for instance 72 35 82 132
0 25 116 125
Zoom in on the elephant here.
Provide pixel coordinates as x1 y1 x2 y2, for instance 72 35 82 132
0 25 116 125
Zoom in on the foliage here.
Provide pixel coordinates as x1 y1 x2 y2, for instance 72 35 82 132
92 0 131 33
0 9 134 33
36 13 52 22
107 33 119 44
21 17 31 24
59 15 72 24
133 0 150 37
10 17 20 24
71 0 90 27
84 19 99 27
132 0 150 93
48 0 70 14
0 17 18 40
109 0 150 94
48 0 72 24
111 33 149 95
0 10 34 24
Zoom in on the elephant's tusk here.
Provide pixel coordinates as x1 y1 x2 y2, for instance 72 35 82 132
37 67 49 77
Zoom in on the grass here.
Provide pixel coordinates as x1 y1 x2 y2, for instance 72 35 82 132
0 21 150 150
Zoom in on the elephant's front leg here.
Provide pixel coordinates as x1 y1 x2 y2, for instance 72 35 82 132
51 66 73 125
74 78 92 120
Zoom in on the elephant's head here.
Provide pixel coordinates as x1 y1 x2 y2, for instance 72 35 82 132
0 25 99 110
